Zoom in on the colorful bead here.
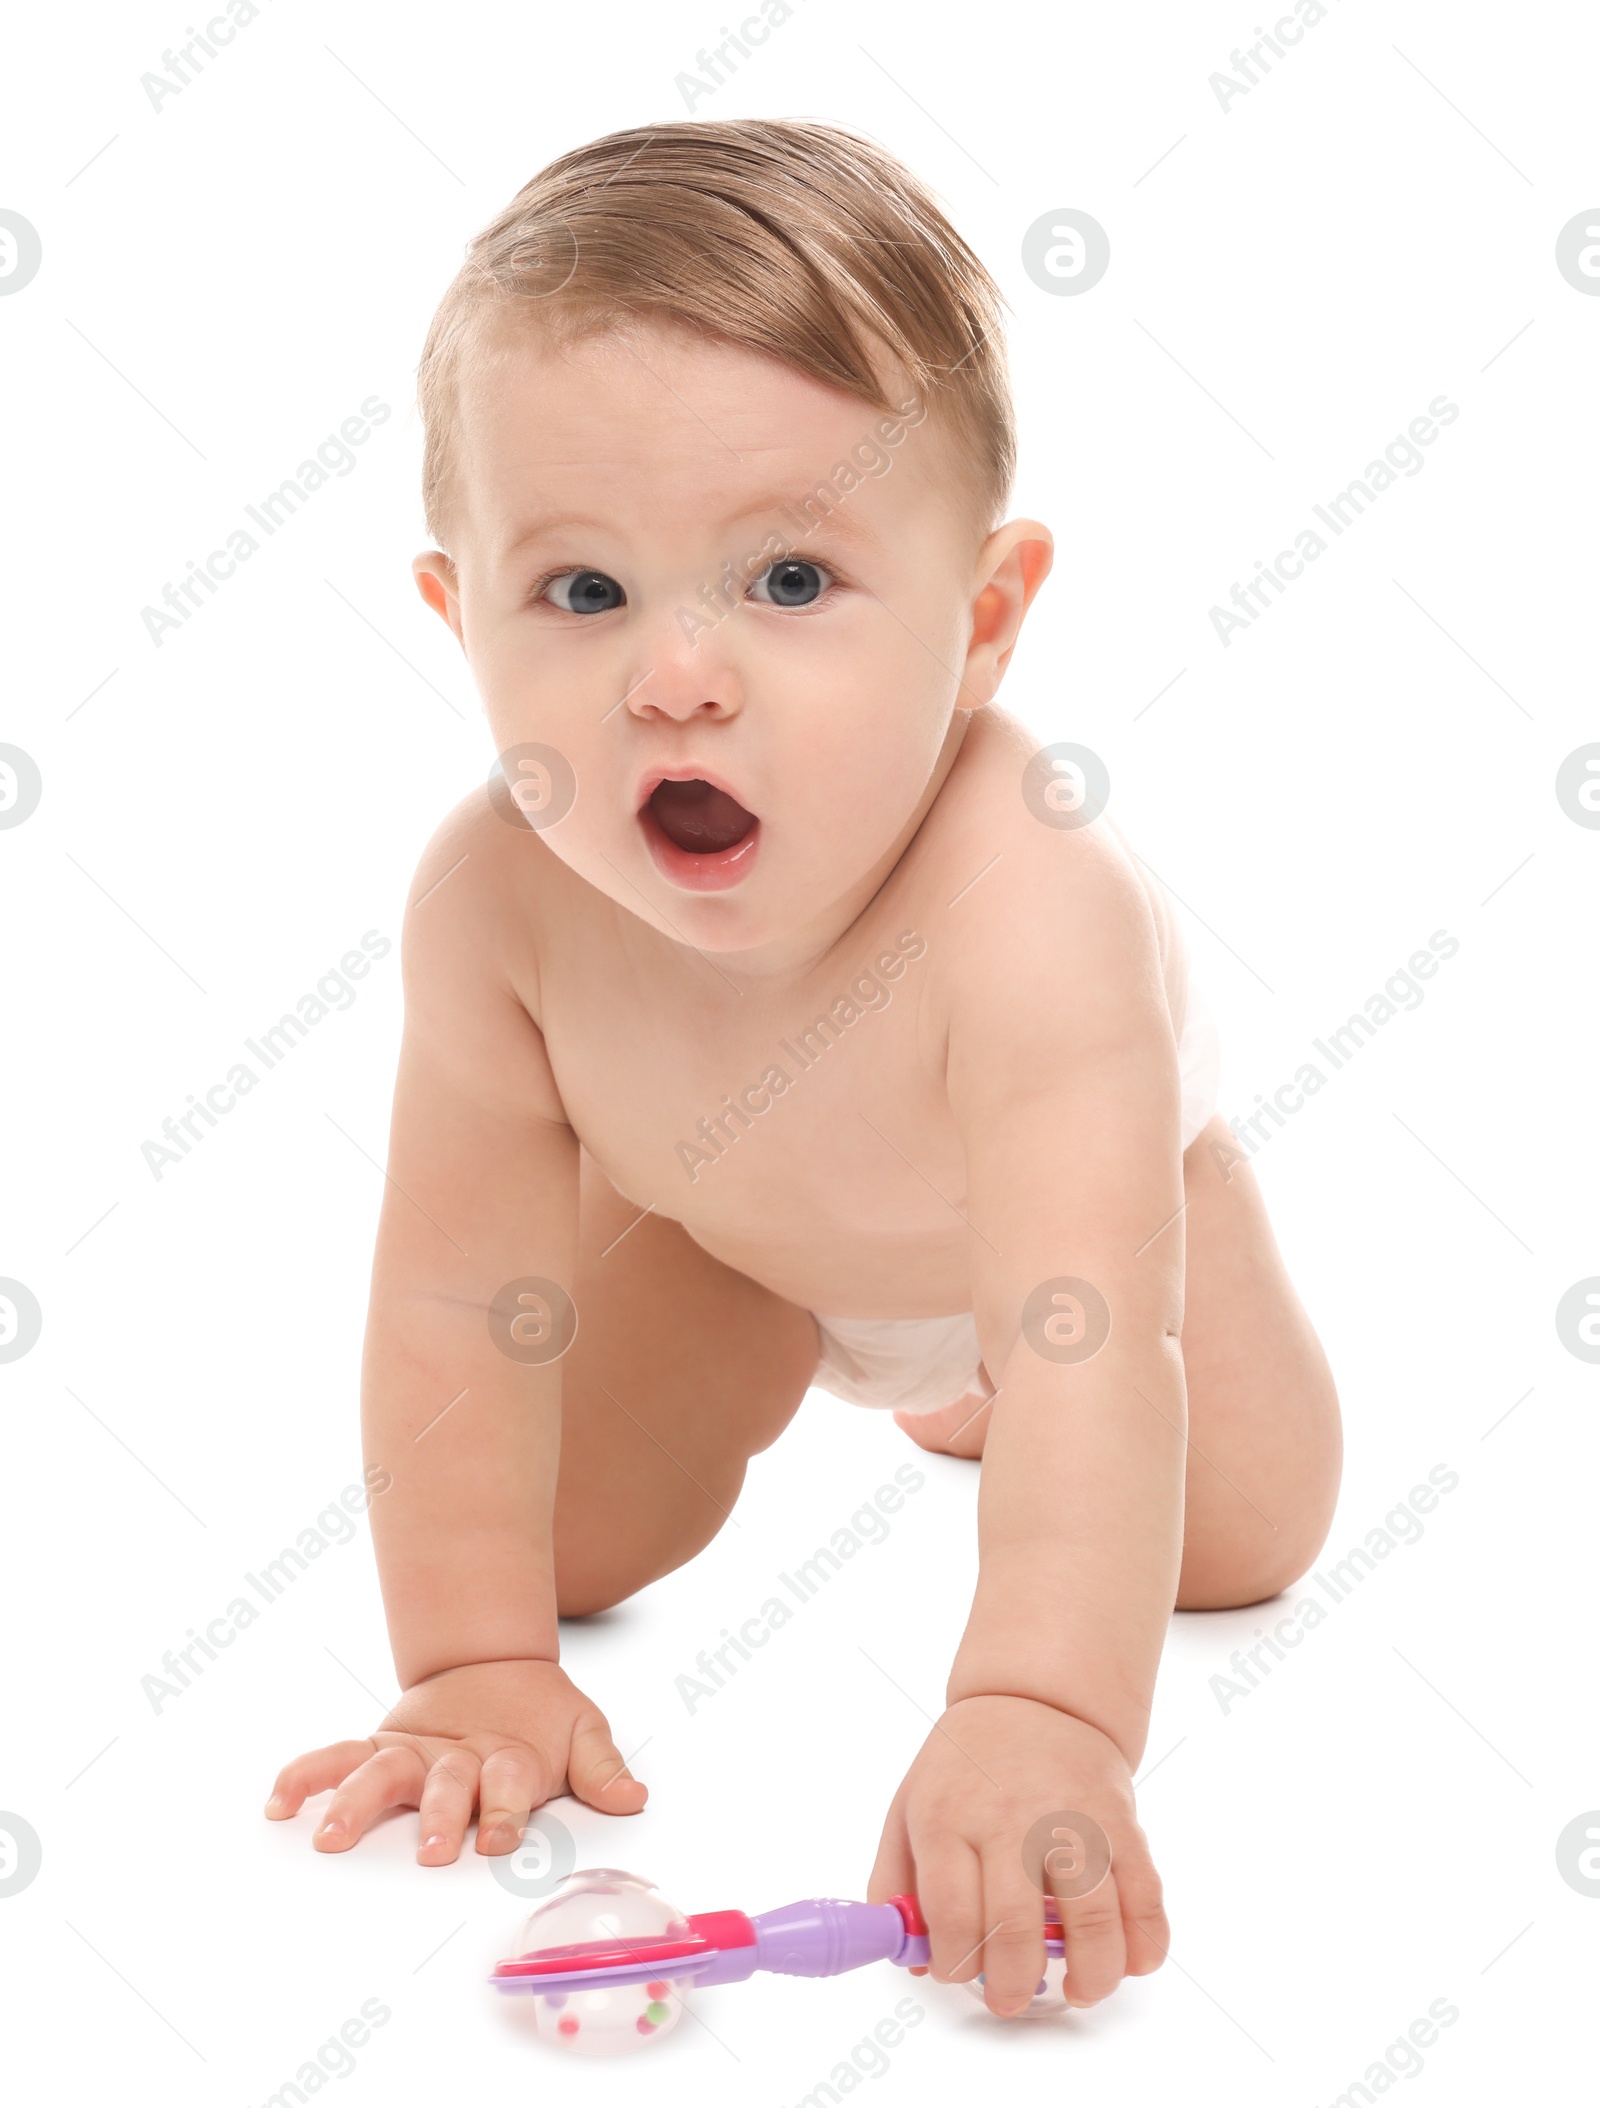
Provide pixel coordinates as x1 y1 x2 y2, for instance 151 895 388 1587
542 1993 567 2009
645 2001 670 2023
636 2015 655 2034
556 2016 579 2036
646 1981 671 1998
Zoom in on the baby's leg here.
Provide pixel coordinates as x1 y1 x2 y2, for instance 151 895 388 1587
552 1150 820 1615
895 1113 1342 1608
1169 1113 1341 1607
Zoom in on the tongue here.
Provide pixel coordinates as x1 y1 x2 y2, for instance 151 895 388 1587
648 778 757 855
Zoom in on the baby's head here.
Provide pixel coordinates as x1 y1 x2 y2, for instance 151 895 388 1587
414 119 1051 960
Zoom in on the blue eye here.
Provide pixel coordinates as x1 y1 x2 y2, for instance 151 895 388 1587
543 568 625 614
749 558 832 608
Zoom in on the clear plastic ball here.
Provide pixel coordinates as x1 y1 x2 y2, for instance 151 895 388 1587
964 1952 1072 2016
510 1868 692 2056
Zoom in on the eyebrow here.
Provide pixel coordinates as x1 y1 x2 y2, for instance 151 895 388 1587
502 514 612 559
500 487 882 561
732 489 880 549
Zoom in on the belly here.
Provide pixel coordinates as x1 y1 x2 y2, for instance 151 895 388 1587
681 1211 974 1319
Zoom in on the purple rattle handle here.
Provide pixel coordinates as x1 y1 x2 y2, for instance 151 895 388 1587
492 1898 934 1995
750 1898 927 1978
673 1898 929 1988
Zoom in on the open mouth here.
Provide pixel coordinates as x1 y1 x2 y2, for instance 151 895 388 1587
638 775 760 891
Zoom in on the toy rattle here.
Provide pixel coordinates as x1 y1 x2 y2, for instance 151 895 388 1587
491 1867 1070 2054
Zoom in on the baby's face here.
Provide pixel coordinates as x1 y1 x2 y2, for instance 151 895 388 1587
419 318 1047 963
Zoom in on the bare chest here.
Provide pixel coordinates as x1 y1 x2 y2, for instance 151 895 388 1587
533 923 974 1311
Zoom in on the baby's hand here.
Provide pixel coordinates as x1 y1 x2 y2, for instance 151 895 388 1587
868 1694 1167 2018
264 1659 647 1862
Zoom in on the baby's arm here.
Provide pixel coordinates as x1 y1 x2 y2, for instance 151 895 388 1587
949 848 1185 1755
266 802 645 1856
870 825 1182 2012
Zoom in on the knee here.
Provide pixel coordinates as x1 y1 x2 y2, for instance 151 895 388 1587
552 1471 742 1616
1176 1522 1326 1612
553 1551 647 1619
552 1517 663 1617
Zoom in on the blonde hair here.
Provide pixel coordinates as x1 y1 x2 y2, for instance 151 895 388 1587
417 118 1014 547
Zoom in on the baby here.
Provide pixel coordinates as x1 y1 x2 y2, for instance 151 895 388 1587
266 118 1341 2020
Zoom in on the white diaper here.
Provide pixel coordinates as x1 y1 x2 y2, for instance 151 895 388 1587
811 980 1222 1416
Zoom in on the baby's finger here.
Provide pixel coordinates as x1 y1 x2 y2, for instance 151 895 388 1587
1113 1830 1169 1975
976 1854 1047 2018
265 1739 376 1819
475 1744 549 1854
313 1742 430 1852
1056 1870 1127 2007
915 1844 985 1985
566 1710 647 1814
865 1792 916 1907
865 1794 932 1974
415 1748 482 1865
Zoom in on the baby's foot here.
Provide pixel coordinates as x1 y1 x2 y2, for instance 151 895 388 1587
893 1388 993 1459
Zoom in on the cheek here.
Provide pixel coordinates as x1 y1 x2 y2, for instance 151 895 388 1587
772 588 962 719
468 615 594 741
768 682 950 852
767 603 956 765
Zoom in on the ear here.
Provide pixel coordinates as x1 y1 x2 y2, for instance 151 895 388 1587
960 519 1053 707
412 549 465 648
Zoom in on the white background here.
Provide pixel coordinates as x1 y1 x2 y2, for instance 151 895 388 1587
2 1 1597 2101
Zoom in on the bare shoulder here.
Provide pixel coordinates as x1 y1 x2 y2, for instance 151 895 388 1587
397 784 572 1122
915 710 1170 1033
401 782 579 983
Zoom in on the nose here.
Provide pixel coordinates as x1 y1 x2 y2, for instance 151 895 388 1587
623 602 744 724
